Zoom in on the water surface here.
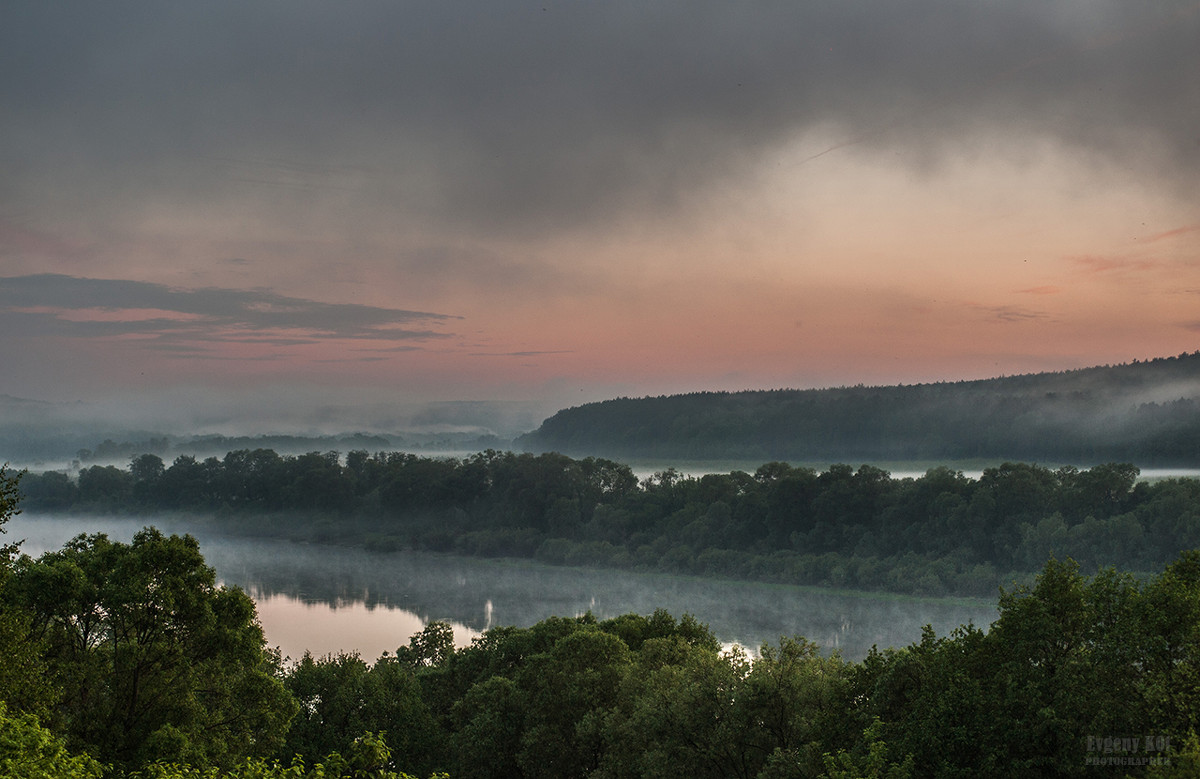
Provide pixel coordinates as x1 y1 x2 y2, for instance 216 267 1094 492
9 515 998 662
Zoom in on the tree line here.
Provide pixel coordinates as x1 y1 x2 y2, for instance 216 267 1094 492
2 467 1199 776
516 352 1200 463
17 449 1200 597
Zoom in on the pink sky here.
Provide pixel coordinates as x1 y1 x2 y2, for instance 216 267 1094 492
1 2 1197 435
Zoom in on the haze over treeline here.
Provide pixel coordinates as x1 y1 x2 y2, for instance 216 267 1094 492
519 352 1200 464
20 447 1200 598
6 352 1200 469
0 395 529 467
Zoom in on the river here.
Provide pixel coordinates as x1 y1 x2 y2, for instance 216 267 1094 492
8 514 998 662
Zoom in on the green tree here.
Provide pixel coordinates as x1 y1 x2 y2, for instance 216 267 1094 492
131 453 166 495
158 455 217 510
599 638 754 779
396 621 455 670
1140 550 1200 736
738 637 851 775
0 466 57 718
1057 463 1139 522
139 731 448 778
517 628 631 778
853 558 1153 777
980 559 1146 772
10 528 297 772
0 700 104 779
75 464 134 511
816 719 913 779
450 675 525 779
14 470 77 512
283 651 444 776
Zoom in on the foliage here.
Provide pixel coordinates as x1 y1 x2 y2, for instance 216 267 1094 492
9 458 1200 776
818 719 913 779
0 466 57 721
270 557 1200 777
282 648 445 777
4 541 1200 776
7 528 297 771
517 352 1200 464
844 556 1200 777
135 732 447 778
20 449 1200 597
0 700 104 779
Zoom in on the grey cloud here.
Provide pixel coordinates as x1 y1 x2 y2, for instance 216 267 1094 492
348 345 424 354
972 304 1052 323
2 0 1196 235
0 274 459 346
470 350 574 358
211 337 324 347
178 353 291 363
145 343 212 354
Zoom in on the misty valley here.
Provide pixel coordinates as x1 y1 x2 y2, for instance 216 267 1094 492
7 445 1200 774
4 356 1200 776
7 0 1200 771
4 475 1200 777
18 448 1200 599
11 514 997 663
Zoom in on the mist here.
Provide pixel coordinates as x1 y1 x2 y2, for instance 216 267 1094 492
0 387 554 470
11 514 997 662
3 4 1198 771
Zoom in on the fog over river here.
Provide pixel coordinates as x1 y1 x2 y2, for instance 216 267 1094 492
10 515 998 662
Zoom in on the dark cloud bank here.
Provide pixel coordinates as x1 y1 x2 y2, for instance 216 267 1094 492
0 274 457 345
3 0 1197 234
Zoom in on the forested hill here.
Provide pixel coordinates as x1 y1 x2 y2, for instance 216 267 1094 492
517 352 1200 464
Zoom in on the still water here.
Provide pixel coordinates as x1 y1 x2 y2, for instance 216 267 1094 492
9 515 997 662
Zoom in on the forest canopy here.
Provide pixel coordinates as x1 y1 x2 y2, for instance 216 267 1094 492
517 353 1200 463
19 449 1200 597
4 461 1200 776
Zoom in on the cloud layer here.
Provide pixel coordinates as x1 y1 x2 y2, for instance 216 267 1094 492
4 1 1198 236
0 274 457 348
1 1 1198 428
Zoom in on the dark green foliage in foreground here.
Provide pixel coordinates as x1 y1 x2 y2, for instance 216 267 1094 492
0 467 60 719
517 352 1200 463
6 463 1200 775
133 555 1200 777
21 450 1200 596
0 700 105 778
5 527 299 772
4 455 1200 777
0 465 297 774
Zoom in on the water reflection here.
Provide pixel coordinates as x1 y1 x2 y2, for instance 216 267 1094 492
11 515 997 661
249 591 479 661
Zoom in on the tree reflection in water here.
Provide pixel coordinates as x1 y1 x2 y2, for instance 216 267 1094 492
12 515 997 661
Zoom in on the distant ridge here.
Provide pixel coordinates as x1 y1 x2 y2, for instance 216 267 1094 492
517 352 1200 464
0 393 61 409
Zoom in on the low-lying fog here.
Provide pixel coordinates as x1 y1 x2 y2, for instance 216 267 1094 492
622 461 1200 483
11 515 998 663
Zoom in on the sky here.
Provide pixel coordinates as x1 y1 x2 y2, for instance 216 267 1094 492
2 1 1199 436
